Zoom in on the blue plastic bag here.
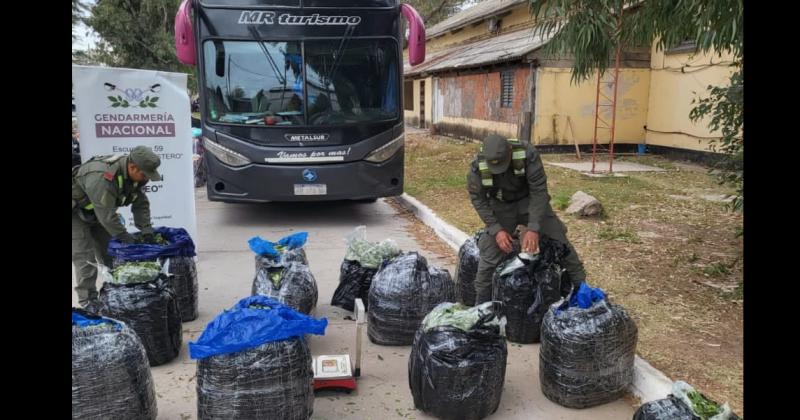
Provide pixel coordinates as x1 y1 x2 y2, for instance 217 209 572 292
568 283 607 309
72 309 122 330
108 227 197 261
248 232 308 258
188 295 327 360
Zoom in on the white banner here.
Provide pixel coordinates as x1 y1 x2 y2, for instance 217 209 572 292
72 65 198 245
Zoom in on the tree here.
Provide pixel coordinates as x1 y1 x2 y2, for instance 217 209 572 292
690 68 742 212
407 0 481 26
72 0 87 42
83 0 197 93
528 0 743 211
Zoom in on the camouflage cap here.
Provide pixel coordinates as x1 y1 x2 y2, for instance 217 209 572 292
129 146 162 181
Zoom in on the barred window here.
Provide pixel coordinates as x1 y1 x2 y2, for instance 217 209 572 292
501 70 514 108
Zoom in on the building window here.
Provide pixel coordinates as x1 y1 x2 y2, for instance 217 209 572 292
404 80 414 111
501 70 514 108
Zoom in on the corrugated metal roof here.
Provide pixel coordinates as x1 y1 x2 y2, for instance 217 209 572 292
405 27 550 76
426 0 528 39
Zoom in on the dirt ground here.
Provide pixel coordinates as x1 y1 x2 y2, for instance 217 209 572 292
403 133 744 414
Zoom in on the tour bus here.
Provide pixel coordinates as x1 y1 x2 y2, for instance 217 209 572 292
175 0 426 202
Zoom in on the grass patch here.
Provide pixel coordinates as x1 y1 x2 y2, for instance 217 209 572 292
597 226 641 243
551 191 572 211
702 262 732 277
726 281 743 300
673 252 700 267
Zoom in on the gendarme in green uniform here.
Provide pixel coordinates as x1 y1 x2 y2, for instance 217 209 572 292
71 146 162 306
467 134 586 304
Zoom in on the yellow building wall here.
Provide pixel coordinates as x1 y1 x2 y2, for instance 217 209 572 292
404 77 433 128
645 46 737 151
533 68 651 145
427 6 533 53
404 79 421 124
425 76 433 126
437 116 518 139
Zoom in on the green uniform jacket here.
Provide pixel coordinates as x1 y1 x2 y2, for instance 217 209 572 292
72 155 153 237
467 142 554 236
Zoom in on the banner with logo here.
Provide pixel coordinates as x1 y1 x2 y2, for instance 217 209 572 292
72 65 197 245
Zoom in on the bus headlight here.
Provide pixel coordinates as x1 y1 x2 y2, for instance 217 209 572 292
365 135 404 163
203 137 251 167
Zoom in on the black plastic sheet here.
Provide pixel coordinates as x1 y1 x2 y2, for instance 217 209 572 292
72 310 157 420
252 259 318 315
455 233 480 306
539 298 638 408
99 274 183 366
409 303 507 420
633 397 699 420
331 260 377 312
368 252 456 345
284 248 310 267
160 256 199 322
196 337 314 420
492 236 571 343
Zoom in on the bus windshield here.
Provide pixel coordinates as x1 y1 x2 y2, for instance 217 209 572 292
202 39 399 126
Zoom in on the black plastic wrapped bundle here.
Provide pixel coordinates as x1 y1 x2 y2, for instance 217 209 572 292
331 260 377 312
99 274 183 366
113 256 199 323
429 266 456 301
284 247 308 266
409 302 507 420
492 236 571 343
160 256 199 321
196 338 314 420
368 252 456 346
455 233 480 306
633 397 699 420
252 261 318 315
632 381 741 420
633 396 741 420
108 228 200 323
253 247 308 274
72 309 157 420
331 226 401 312
539 298 638 408
256 247 308 267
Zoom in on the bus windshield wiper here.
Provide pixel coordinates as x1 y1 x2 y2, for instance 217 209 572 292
247 25 286 85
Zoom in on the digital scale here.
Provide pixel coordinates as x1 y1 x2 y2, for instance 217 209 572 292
312 298 365 393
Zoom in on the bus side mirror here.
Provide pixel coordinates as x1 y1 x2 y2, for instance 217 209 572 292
214 41 225 77
175 0 196 65
401 4 425 66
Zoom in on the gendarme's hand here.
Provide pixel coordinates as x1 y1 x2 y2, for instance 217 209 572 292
522 230 540 254
115 232 136 244
495 230 514 254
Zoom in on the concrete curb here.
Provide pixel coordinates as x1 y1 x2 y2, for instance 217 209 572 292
631 356 674 402
394 192 674 404
395 193 470 251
